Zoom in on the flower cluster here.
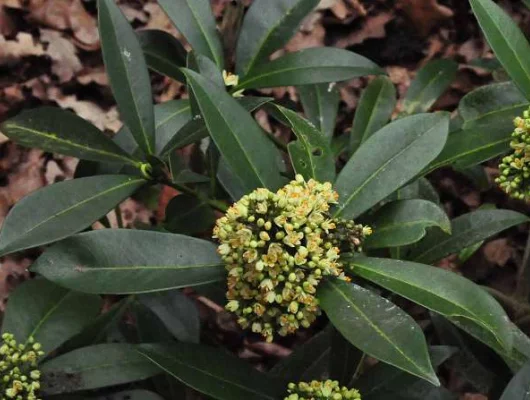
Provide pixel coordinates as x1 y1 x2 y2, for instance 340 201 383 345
0 333 43 400
285 380 361 400
496 107 530 201
213 175 371 342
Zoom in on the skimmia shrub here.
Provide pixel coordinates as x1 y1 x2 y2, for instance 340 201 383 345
0 0 529 398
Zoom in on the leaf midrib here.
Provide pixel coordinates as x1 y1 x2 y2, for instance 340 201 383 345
1 179 144 253
137 349 278 400
238 64 375 89
335 119 442 218
325 280 433 381
3 123 137 165
242 0 310 76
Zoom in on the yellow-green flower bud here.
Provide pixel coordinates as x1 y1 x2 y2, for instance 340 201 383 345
284 380 361 400
214 176 371 342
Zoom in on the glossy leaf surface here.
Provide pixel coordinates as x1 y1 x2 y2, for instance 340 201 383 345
236 48 384 90
1 279 101 354
318 279 438 385
334 113 449 219
32 229 224 294
365 200 451 249
0 175 144 256
99 0 155 154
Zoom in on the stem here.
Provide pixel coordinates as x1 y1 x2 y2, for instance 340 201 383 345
161 179 228 213
115 206 124 229
516 232 530 302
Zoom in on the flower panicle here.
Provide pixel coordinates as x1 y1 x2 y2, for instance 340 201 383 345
0 333 43 400
496 107 530 201
285 380 361 400
214 175 371 342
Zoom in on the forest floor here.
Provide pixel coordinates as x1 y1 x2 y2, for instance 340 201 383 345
1 0 530 398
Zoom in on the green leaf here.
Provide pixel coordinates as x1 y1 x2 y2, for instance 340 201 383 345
159 96 273 158
31 229 224 294
302 94 340 141
138 343 286 400
1 279 101 355
154 100 192 154
183 68 285 192
95 391 164 400
365 199 451 249
425 127 510 173
274 104 335 182
0 107 139 166
40 344 160 395
165 194 215 235
403 60 458 114
408 209 529 264
350 76 396 155
357 346 456 400
298 83 340 141
60 297 132 353
334 113 449 219
99 0 155 154
431 313 497 392
392 178 440 205
235 47 384 90
0 175 144 256
236 0 319 76
459 82 528 132
318 279 439 386
346 256 514 353
269 328 331 382
470 0 530 99
138 290 200 343
330 328 364 386
500 361 530 399
157 0 224 68
138 29 187 83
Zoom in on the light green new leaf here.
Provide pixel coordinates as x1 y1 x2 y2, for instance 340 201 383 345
0 175 144 256
0 107 139 166
470 0 530 99
318 279 439 386
137 343 287 400
157 0 224 68
346 256 513 353
298 83 340 141
154 100 192 154
459 81 528 132
31 229 224 294
236 0 319 76
425 127 510 173
408 209 528 264
403 59 458 114
138 29 187 83
98 0 155 154
235 47 384 90
40 344 160 395
350 76 396 154
274 105 335 182
1 279 101 355
183 69 284 192
334 113 449 219
364 199 451 249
